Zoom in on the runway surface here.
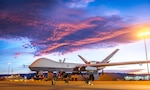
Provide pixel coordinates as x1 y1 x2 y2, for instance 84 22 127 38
0 81 150 90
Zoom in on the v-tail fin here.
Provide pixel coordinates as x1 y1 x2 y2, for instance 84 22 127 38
101 49 119 63
78 55 90 64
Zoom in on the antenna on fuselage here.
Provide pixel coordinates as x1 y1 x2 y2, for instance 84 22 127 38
59 58 66 63
63 58 66 63
59 59 62 63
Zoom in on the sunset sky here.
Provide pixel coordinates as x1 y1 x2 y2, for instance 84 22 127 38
0 0 150 74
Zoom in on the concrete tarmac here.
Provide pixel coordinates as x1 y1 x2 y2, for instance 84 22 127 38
0 81 150 90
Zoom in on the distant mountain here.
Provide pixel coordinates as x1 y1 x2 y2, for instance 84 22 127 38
99 73 127 81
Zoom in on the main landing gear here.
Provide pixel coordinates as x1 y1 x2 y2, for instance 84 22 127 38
79 71 94 85
51 78 56 85
51 71 70 85
85 74 94 85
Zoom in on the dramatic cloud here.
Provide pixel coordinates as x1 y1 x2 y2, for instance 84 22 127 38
0 0 149 56
66 0 95 8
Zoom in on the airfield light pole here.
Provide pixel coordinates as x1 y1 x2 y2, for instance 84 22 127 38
8 62 11 76
139 31 150 76
143 34 149 75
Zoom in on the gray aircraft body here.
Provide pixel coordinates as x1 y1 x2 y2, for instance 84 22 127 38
29 49 150 83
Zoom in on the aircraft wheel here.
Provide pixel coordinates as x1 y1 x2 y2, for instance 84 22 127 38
51 79 56 85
